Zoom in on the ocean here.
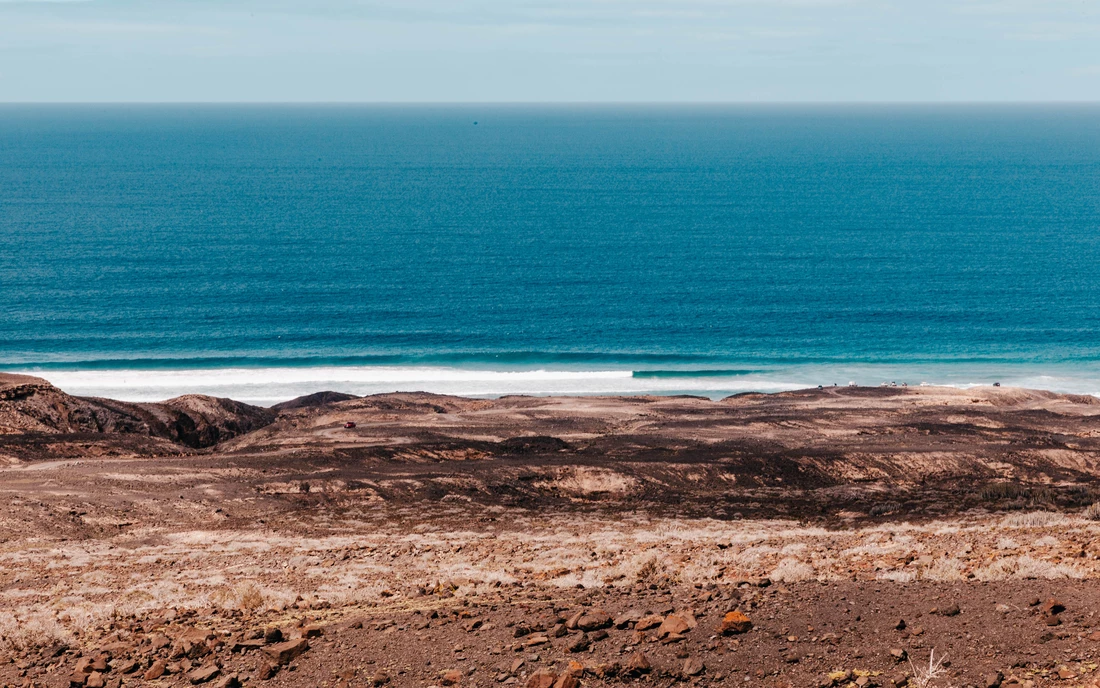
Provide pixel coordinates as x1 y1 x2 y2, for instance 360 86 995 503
2 104 1100 405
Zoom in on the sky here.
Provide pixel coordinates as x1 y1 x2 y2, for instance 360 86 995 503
0 0 1097 102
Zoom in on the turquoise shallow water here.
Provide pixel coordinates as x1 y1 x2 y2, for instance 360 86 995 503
2 105 1100 403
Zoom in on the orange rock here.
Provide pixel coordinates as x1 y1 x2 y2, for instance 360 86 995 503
718 611 752 635
526 669 558 688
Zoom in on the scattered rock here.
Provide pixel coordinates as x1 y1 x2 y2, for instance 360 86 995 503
440 668 463 686
526 669 558 688
614 610 642 629
624 652 652 677
553 675 579 688
635 614 664 632
567 633 590 653
261 637 308 666
718 611 753 635
214 675 241 688
257 662 278 681
682 657 705 677
576 609 612 632
188 664 221 685
144 660 167 681
657 611 696 638
1040 598 1065 616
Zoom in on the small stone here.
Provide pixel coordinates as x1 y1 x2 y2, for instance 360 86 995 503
257 662 278 681
682 657 705 677
214 675 241 688
635 615 664 632
657 611 696 639
302 625 324 639
525 669 557 688
624 652 651 677
440 669 463 686
85 673 105 688
143 661 167 681
263 628 283 644
718 611 752 635
549 623 567 638
576 609 612 632
983 671 1003 688
116 660 138 675
188 663 220 684
263 638 309 665
1040 598 1065 616
1044 614 1062 627
371 670 390 686
614 610 642 629
895 619 906 630
940 603 961 617
890 648 908 663
567 633 590 653
552 675 578 688
523 633 550 647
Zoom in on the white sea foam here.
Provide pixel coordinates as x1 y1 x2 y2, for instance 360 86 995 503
27 366 805 406
19 365 1100 407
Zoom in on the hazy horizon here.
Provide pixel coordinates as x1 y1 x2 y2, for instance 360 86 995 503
1 0 1097 103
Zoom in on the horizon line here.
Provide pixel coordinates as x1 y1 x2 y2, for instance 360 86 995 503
1 100 1100 106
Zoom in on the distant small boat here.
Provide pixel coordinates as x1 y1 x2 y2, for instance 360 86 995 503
993 382 1001 387
344 421 357 429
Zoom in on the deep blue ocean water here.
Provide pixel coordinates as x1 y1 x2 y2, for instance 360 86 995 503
2 105 1100 403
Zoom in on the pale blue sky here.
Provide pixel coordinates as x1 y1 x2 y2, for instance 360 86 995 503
1 0 1097 102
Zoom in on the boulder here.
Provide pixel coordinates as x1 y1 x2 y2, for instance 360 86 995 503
635 614 664 632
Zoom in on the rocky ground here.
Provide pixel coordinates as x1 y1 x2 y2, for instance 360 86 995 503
5 375 1100 687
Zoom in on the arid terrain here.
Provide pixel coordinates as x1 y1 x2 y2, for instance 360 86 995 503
5 373 1100 688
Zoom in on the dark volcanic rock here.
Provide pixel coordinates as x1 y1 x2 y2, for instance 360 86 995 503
0 374 275 451
271 391 360 411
